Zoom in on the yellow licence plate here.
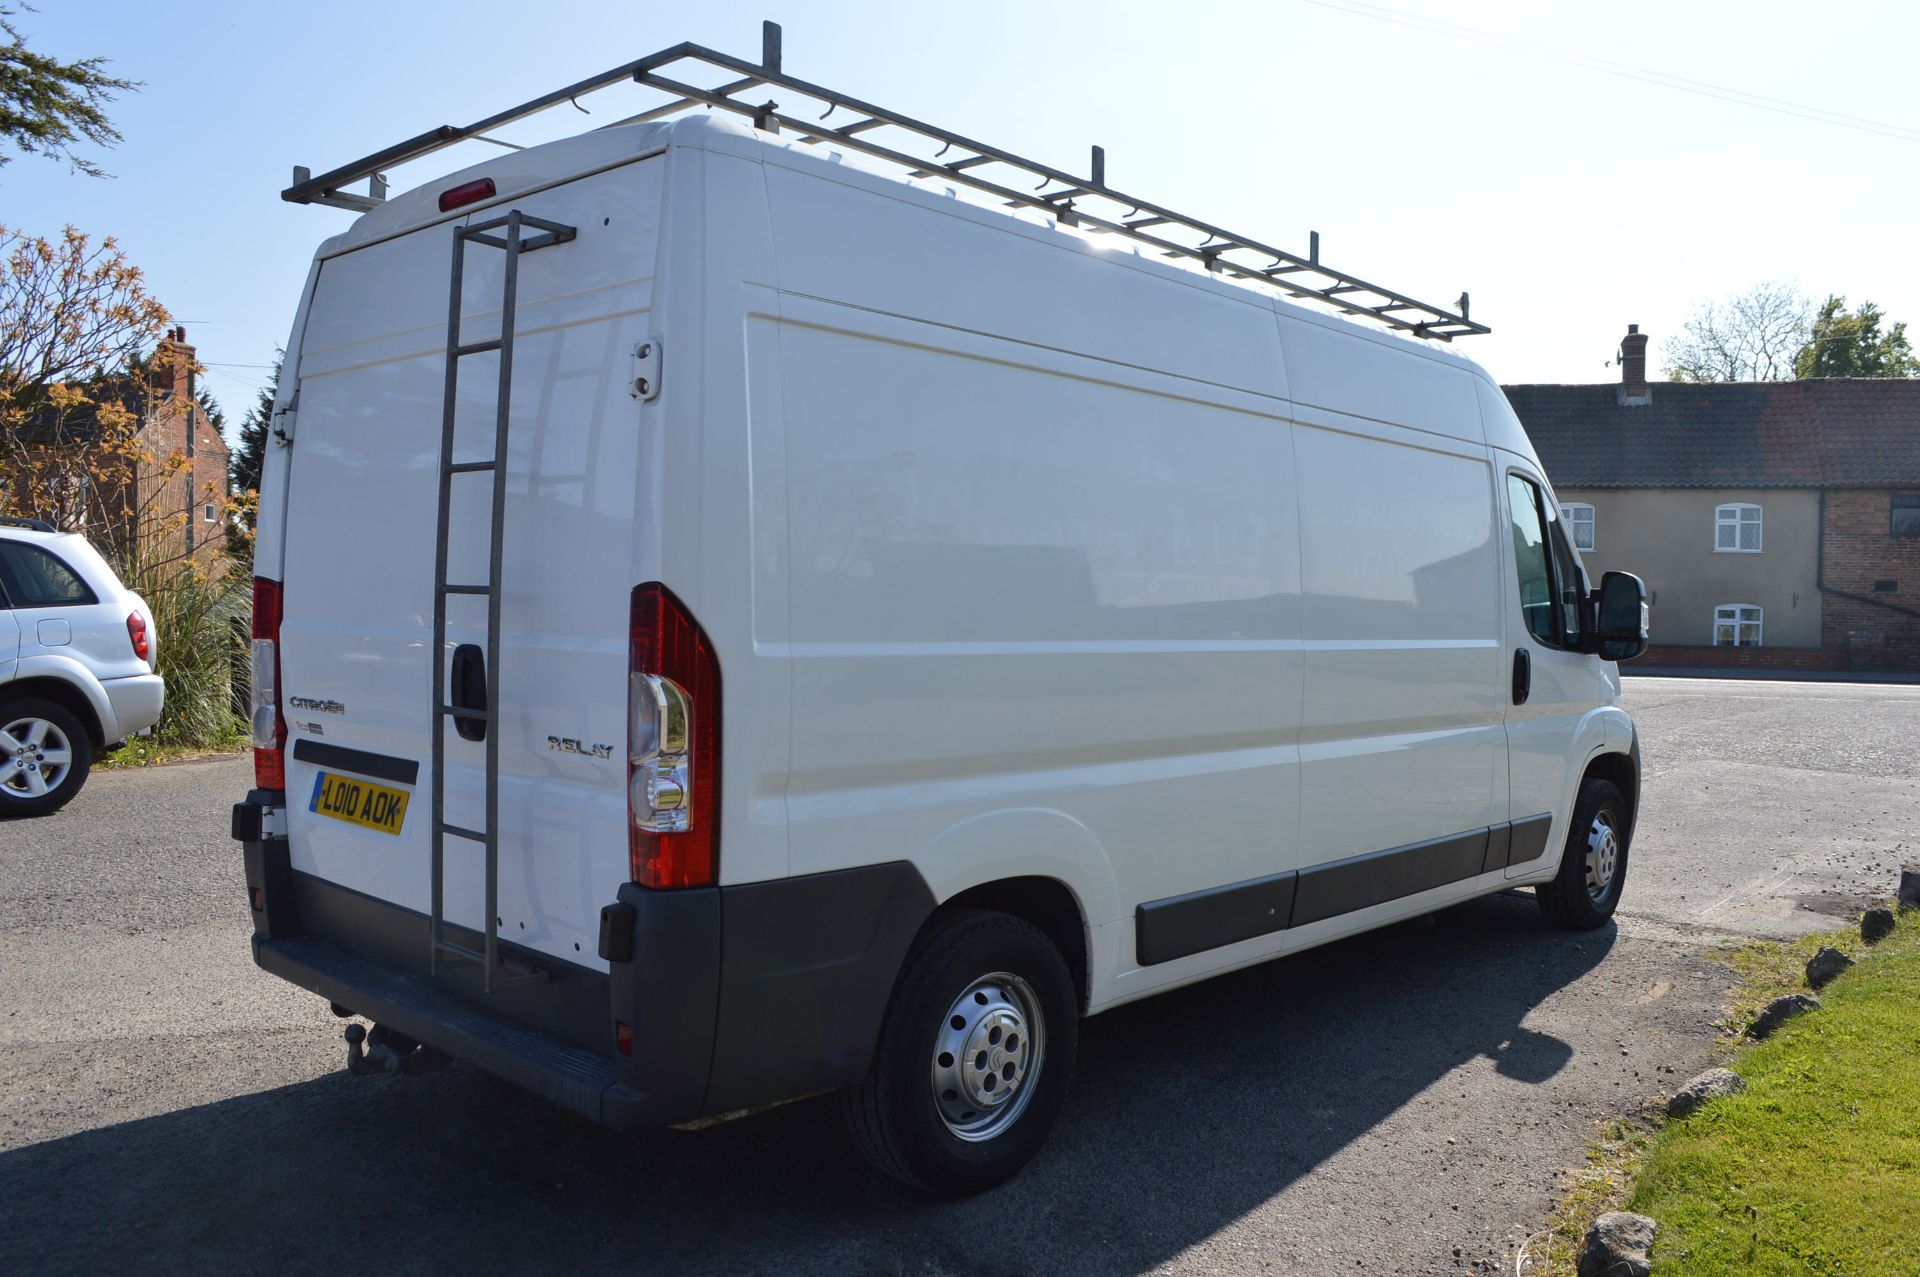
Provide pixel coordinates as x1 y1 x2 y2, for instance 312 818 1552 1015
309 770 410 836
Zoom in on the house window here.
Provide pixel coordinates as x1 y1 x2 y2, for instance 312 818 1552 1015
203 503 217 523
1893 495 1920 538
1714 502 1762 552
1713 603 1763 647
1559 502 1596 552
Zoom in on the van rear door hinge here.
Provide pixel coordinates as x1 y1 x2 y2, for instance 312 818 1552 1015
630 339 662 401
271 388 299 446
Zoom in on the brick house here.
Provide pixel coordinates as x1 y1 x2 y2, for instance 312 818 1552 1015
140 327 232 564
11 326 231 565
1505 325 1920 672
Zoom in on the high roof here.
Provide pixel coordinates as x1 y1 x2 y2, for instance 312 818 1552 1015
1502 379 1920 490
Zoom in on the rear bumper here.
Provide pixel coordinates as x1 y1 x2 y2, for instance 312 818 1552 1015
100 672 164 739
237 793 934 1130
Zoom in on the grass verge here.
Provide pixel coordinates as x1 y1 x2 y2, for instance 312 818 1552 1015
98 737 245 769
1525 914 1918 1275
1626 918 1918 1275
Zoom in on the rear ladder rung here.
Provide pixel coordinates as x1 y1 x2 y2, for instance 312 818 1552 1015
439 705 491 723
438 583 491 595
453 337 503 357
448 459 497 474
437 821 489 843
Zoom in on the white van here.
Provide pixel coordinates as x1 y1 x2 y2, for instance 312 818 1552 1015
236 28 1649 1194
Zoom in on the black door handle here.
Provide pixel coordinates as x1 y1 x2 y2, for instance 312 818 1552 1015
1512 648 1531 706
450 643 488 741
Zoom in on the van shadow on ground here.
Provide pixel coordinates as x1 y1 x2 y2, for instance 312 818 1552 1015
3 892 1617 1275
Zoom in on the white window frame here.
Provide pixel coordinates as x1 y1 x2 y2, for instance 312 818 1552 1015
1558 502 1596 552
1712 603 1763 647
202 502 217 523
1714 502 1763 553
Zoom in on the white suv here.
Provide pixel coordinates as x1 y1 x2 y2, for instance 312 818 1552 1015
0 518 163 815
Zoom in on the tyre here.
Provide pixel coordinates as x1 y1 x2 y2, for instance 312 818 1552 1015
0 698 93 817
1537 777 1629 929
844 908 1078 1195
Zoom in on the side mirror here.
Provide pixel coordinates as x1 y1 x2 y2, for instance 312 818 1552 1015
1591 571 1649 662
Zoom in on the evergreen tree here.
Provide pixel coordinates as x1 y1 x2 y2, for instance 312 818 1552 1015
1793 296 1920 378
0 5 137 176
227 352 279 554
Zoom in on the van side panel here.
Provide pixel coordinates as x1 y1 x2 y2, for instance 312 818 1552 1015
758 161 1304 946
1290 398 1506 873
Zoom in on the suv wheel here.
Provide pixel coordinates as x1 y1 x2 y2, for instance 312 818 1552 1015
0 699 92 817
844 908 1077 1195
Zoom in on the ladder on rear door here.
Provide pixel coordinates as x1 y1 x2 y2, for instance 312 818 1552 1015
428 209 576 993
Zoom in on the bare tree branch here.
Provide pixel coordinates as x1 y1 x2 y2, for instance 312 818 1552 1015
1662 282 1813 382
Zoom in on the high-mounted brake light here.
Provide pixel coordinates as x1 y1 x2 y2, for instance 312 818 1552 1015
437 177 496 213
251 577 286 790
125 610 149 662
628 583 720 889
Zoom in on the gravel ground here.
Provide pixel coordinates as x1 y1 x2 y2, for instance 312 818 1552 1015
2 677 1914 1275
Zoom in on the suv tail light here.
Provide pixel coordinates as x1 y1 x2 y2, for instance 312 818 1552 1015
628 583 719 889
251 577 286 790
126 610 149 662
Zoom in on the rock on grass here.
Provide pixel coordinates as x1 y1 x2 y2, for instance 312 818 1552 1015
1579 1211 1656 1277
1863 907 1896 944
1749 992 1820 1040
1806 945 1854 989
1666 1067 1745 1118
1900 863 1920 912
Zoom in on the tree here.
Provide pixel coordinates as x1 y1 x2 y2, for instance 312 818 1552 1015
1792 296 1919 379
0 224 171 543
1662 282 1811 382
227 352 279 555
0 5 136 177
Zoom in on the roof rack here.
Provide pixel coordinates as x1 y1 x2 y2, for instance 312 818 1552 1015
284 22 1488 341
0 516 56 533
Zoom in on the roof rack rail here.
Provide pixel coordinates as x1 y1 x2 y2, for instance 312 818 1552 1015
0 516 56 533
284 21 1488 341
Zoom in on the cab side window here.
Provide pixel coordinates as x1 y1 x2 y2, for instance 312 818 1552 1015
1546 510 1586 647
0 542 97 607
1507 475 1556 645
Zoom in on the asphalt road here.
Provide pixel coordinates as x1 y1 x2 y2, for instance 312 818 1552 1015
3 677 1915 1275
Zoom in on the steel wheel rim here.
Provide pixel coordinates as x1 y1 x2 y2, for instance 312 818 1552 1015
1585 810 1620 903
0 717 72 800
931 971 1045 1143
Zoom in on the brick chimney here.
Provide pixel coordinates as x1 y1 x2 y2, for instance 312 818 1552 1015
155 325 196 403
1617 323 1651 406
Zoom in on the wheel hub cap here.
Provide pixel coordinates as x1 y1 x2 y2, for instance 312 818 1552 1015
0 717 70 800
931 972 1045 1142
1586 813 1619 903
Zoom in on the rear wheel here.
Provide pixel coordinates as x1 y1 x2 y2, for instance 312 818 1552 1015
1537 777 1628 929
0 698 92 818
844 908 1077 1195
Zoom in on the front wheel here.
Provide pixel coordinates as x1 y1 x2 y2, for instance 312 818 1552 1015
1537 777 1629 929
0 698 92 818
843 909 1078 1195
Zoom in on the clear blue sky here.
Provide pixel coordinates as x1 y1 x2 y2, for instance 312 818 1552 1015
10 0 1920 442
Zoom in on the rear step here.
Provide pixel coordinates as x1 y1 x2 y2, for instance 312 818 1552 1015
428 209 576 993
256 935 651 1126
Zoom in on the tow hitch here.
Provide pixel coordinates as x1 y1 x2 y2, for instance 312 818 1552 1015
343 1022 452 1076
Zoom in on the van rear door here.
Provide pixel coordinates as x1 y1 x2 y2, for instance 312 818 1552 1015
276 151 665 968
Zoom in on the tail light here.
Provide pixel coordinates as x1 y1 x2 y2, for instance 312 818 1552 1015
251 577 286 790
628 583 719 889
125 610 149 662
437 177 496 213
